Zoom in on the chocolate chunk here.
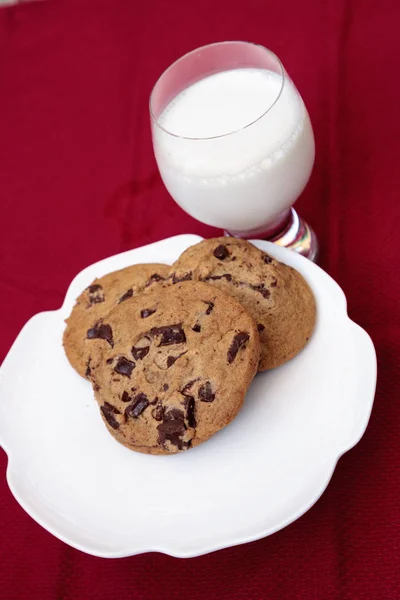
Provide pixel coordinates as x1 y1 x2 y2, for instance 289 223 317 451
140 307 156 318
157 421 184 439
262 254 273 264
150 324 186 346
157 421 191 450
167 355 176 368
152 404 164 421
198 381 215 403
185 397 196 427
231 256 237 261
204 301 214 315
172 271 192 284
131 345 150 360
181 379 197 395
250 283 270 299
157 412 187 449
163 383 169 391
106 358 113 364
213 244 229 260
257 323 265 332
167 350 188 368
125 393 149 418
85 358 91 378
104 401 121 414
157 408 187 450
203 274 232 282
118 288 133 303
146 273 165 287
227 332 250 363
271 278 277 287
165 408 185 421
87 284 105 305
101 402 120 430
192 323 201 333
114 356 135 377
86 322 114 347
121 391 131 403
157 418 184 436
88 284 102 293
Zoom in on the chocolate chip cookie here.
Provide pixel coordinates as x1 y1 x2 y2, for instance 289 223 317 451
87 281 260 454
63 263 170 378
169 237 316 371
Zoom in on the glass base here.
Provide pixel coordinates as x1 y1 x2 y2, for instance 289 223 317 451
225 208 319 262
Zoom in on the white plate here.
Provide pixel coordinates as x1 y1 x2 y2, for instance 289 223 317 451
0 235 377 558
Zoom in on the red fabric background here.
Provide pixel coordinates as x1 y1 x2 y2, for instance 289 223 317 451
0 1 399 598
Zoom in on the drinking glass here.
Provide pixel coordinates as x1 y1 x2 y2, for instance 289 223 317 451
150 41 318 260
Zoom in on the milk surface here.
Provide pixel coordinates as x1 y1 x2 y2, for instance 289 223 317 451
153 68 315 233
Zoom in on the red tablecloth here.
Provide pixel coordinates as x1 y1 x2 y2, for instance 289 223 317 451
0 1 398 598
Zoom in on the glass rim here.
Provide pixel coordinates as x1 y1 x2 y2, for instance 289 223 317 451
149 40 286 141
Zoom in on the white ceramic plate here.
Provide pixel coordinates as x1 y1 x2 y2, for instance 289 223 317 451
0 235 377 558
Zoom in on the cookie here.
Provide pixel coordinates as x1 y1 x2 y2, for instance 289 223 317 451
169 237 316 371
87 281 260 454
63 263 170 378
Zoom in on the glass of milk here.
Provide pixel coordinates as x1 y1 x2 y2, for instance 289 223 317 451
150 41 317 260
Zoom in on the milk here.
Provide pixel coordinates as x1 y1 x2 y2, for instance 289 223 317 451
152 68 315 234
